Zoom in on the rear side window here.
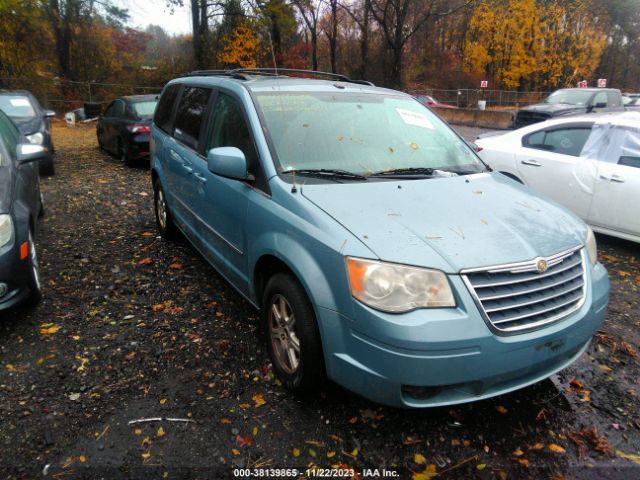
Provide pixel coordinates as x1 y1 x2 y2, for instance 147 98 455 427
523 127 593 157
173 87 212 150
607 91 621 108
154 84 181 134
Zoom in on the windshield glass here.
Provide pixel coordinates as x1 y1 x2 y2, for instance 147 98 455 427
254 92 484 176
0 95 36 118
132 100 158 118
544 90 593 105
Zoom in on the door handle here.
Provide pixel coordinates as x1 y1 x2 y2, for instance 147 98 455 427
182 164 193 174
521 159 542 167
600 175 625 183
169 150 181 161
194 173 207 184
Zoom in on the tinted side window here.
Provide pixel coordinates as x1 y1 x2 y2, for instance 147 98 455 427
113 100 125 118
0 112 20 159
206 93 258 167
174 87 211 150
524 128 591 157
154 84 181 134
104 102 116 117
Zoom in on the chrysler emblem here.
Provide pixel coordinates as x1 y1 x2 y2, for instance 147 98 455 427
536 259 548 273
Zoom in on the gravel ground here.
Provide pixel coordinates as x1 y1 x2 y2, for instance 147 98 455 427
0 123 639 479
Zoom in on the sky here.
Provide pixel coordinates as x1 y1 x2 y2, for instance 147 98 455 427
116 0 192 35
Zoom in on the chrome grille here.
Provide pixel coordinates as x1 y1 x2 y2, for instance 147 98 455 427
462 247 586 334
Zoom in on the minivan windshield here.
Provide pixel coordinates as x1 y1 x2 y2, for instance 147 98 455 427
544 90 593 106
0 95 36 118
132 100 158 118
254 92 485 178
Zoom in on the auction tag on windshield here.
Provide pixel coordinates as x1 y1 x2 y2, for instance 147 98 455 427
395 108 434 129
10 98 30 107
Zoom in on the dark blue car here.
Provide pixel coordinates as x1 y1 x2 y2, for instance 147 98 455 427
0 110 46 311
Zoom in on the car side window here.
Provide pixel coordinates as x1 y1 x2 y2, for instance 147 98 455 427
0 112 20 159
154 84 181 134
607 91 621 108
523 127 592 157
206 93 259 169
113 100 125 118
173 87 212 151
104 102 116 117
592 91 607 107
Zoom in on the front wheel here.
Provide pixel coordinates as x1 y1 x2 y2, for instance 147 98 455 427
262 273 325 393
153 178 179 240
25 230 42 306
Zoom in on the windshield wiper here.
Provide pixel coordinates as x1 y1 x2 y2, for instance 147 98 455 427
281 168 367 180
367 167 443 178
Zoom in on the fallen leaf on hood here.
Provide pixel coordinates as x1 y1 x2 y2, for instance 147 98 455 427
616 450 640 465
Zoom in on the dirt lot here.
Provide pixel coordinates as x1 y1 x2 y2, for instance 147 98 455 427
0 123 639 479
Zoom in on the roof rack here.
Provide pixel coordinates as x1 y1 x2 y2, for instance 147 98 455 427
185 68 374 86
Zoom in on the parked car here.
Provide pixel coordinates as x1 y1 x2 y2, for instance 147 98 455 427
97 94 158 166
514 88 625 128
623 94 640 109
475 113 640 243
0 110 46 311
0 90 55 176
414 94 457 109
151 69 609 408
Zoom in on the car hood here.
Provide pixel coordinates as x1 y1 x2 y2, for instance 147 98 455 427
301 173 586 273
11 117 44 135
519 103 587 116
0 167 13 213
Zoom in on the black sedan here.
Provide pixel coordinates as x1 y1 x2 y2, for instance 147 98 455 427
97 95 158 166
0 110 46 311
0 90 56 176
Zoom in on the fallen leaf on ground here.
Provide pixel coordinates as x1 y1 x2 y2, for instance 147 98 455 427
495 405 508 414
414 453 426 464
40 325 60 334
252 393 266 407
548 443 566 453
413 464 437 480
292 448 300 457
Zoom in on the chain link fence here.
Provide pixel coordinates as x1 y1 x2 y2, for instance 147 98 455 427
410 89 551 109
0 77 163 114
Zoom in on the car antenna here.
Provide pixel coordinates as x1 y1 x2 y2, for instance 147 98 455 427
291 171 297 193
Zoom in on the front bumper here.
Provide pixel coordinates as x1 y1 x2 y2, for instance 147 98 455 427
319 262 609 407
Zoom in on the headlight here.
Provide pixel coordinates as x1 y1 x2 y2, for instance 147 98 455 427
0 215 13 248
586 226 597 266
346 257 455 313
25 132 44 145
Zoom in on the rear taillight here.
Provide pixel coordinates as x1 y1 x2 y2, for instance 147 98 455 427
127 124 151 134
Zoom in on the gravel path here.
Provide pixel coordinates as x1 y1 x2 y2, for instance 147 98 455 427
0 123 638 479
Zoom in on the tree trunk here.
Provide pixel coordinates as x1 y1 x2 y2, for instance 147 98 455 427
48 0 72 78
358 0 370 79
191 0 208 69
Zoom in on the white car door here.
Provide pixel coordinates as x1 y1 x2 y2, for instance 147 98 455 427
586 125 640 238
515 123 595 219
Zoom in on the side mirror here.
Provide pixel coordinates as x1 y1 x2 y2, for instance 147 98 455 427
17 144 48 164
207 147 249 180
591 102 607 109
44 110 56 118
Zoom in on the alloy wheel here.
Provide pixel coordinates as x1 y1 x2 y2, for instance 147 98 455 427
268 294 300 374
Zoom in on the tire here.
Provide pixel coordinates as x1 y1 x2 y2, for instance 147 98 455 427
120 141 134 167
25 229 43 306
153 178 179 240
38 191 45 218
39 156 55 176
262 272 325 393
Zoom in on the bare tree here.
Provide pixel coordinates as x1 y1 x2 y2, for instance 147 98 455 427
369 0 476 88
292 0 320 70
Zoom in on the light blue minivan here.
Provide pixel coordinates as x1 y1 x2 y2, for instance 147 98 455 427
150 69 609 408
